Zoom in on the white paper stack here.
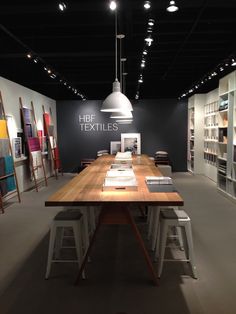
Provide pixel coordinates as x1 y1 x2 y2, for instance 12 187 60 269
145 176 173 185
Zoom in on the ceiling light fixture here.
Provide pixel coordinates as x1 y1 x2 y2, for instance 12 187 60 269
167 1 179 13
58 2 67 11
144 1 151 10
109 1 117 11
110 111 133 119
148 19 155 26
116 119 133 124
101 5 133 113
26 53 32 59
145 35 153 46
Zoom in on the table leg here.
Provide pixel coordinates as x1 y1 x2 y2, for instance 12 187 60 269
74 204 159 285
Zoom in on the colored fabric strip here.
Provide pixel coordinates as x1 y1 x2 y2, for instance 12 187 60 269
4 155 16 192
0 120 8 139
43 113 50 135
0 139 9 157
22 108 31 124
0 156 7 196
28 137 41 152
31 151 44 179
53 147 61 169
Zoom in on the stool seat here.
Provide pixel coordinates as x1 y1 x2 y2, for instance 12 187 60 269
160 208 189 220
55 211 82 221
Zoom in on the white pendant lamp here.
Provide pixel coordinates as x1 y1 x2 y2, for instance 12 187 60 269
116 119 133 124
110 110 133 119
101 6 133 112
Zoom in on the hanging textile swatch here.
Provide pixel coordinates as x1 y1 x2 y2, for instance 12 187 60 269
31 151 44 179
4 155 16 192
22 108 31 124
0 120 8 139
43 113 50 135
53 147 61 170
0 139 9 157
0 157 7 196
28 137 41 152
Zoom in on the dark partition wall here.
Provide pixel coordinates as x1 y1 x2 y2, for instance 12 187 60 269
56 99 188 172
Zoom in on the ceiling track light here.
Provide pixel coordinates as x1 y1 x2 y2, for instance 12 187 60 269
109 1 117 11
26 52 32 59
145 35 153 46
58 2 67 11
144 1 151 10
148 19 155 26
167 1 179 13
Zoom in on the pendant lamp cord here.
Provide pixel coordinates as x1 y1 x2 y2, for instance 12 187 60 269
115 9 118 81
120 34 122 92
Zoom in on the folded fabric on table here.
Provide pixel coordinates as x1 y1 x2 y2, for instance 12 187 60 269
0 156 7 196
4 155 16 192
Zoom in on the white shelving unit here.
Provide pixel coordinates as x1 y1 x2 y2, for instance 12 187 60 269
203 89 218 182
217 71 236 197
187 94 205 174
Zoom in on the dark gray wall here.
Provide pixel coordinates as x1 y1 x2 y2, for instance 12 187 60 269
56 99 188 172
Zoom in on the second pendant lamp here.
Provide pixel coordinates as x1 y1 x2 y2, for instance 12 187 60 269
100 4 133 113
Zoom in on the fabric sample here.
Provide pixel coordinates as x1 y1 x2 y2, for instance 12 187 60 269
53 147 61 169
0 157 7 196
0 139 9 157
22 108 31 124
4 155 16 192
48 125 54 136
43 113 50 135
31 151 44 179
0 120 8 139
28 137 41 152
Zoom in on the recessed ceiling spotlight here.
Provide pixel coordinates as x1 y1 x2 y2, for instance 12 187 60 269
232 59 236 66
26 52 32 59
166 1 179 13
141 62 145 68
58 2 67 11
109 1 117 11
144 1 151 10
147 27 153 33
33 58 38 63
143 50 147 55
148 19 155 26
138 78 143 83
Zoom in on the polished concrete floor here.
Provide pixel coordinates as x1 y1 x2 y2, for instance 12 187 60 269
0 173 236 314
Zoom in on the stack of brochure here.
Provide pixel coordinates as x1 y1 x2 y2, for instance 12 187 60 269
110 163 132 169
103 166 137 191
145 176 173 185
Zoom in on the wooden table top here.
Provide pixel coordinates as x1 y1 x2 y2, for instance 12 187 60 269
45 155 184 207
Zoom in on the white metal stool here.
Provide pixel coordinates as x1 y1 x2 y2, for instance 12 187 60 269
45 210 85 279
147 206 184 253
157 208 197 279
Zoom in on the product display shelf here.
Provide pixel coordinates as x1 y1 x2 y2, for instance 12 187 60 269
217 71 236 197
19 97 48 192
187 94 205 174
42 105 63 179
0 91 21 213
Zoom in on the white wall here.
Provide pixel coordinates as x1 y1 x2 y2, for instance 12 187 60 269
0 76 57 192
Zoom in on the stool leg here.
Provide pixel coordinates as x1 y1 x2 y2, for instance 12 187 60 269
147 206 154 240
176 226 184 251
73 222 86 279
45 225 57 279
157 220 169 278
184 221 198 279
89 206 96 234
151 207 160 251
80 208 90 253
54 227 64 259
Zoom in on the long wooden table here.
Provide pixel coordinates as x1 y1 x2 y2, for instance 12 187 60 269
45 155 184 285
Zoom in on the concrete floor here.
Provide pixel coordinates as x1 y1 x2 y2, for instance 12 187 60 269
0 173 236 314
